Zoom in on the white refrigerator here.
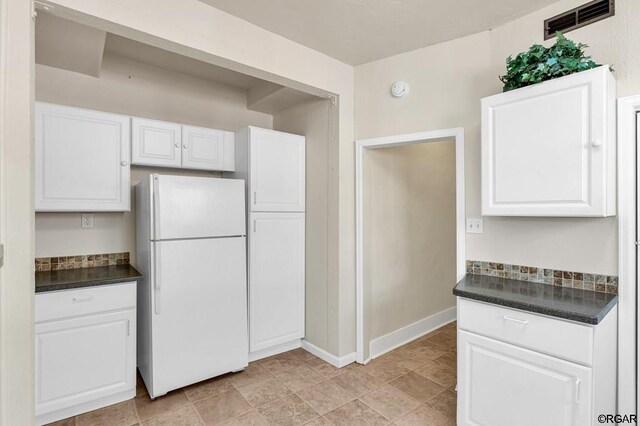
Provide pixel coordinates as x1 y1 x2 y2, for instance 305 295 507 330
135 174 248 398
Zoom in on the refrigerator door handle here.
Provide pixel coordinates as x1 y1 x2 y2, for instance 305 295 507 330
154 243 161 314
153 174 161 240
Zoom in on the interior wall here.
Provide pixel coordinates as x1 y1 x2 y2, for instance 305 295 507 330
0 0 35 423
355 0 640 277
35 53 273 260
364 141 457 340
273 98 335 352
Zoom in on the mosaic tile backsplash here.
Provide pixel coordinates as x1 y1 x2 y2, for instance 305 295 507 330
466 260 618 295
35 252 130 272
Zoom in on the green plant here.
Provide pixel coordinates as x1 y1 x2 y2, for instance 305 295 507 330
499 33 600 92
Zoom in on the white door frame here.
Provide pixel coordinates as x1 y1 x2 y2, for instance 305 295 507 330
355 128 465 364
617 94 640 415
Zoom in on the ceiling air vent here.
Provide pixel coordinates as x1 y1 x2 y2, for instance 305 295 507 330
544 0 614 40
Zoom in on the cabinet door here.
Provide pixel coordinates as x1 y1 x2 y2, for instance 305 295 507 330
182 125 235 171
481 66 614 216
35 103 131 212
131 117 182 167
458 330 592 426
35 310 135 416
249 212 305 352
249 127 305 212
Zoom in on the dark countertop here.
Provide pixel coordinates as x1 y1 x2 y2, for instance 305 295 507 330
453 274 617 325
36 264 142 293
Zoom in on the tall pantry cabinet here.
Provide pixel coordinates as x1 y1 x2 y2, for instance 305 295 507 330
228 126 305 359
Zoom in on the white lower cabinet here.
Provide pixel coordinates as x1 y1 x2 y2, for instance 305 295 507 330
458 331 592 426
35 283 136 425
249 212 305 353
457 299 617 426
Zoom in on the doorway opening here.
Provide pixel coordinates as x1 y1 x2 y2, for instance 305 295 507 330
355 129 465 364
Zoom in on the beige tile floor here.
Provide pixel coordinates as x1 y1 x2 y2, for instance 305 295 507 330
48 322 457 426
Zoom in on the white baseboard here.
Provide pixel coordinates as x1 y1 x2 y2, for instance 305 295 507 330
301 340 356 368
369 306 456 359
249 339 301 362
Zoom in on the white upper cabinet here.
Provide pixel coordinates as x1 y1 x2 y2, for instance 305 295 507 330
249 127 305 212
130 119 235 172
131 117 182 168
481 66 616 217
182 125 235 171
36 102 131 212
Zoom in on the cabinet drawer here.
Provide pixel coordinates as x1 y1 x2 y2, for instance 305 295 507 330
36 283 136 323
458 299 593 365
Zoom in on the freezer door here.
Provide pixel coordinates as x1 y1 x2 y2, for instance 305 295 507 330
152 174 245 240
150 237 248 397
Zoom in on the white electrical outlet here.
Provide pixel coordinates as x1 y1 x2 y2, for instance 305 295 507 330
466 218 484 234
81 213 94 229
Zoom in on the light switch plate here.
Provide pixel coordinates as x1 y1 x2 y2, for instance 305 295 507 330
81 213 94 229
466 218 484 234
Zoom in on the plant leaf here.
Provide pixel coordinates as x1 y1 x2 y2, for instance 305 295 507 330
499 32 600 92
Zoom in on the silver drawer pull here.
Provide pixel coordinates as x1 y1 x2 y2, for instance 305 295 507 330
503 315 528 325
72 296 94 303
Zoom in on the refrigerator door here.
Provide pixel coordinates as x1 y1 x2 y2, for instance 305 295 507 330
152 174 245 241
150 237 248 397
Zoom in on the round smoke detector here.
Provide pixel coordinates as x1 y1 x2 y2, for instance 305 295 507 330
391 81 410 98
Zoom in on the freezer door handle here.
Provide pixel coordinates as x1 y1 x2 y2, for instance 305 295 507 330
154 243 161 314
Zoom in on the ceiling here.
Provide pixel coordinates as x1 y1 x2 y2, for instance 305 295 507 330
200 0 563 65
